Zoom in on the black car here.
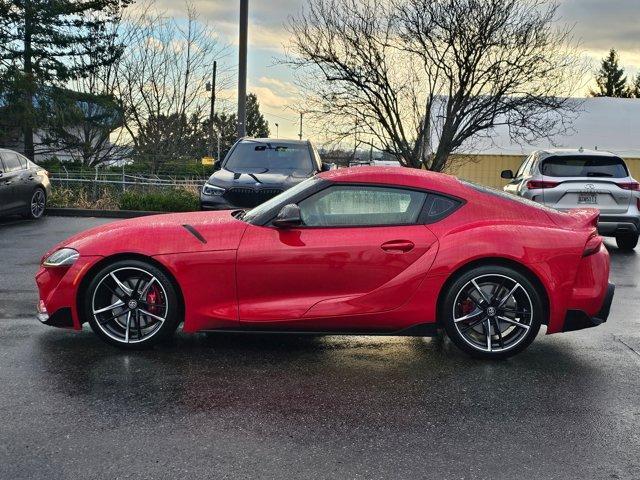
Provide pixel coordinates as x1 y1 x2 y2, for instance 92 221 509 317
200 138 333 210
0 148 51 219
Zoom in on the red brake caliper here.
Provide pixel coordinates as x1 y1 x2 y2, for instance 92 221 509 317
461 298 475 316
146 286 161 315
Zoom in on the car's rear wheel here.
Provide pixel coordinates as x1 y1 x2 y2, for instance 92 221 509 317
615 233 638 251
24 188 46 219
441 265 543 359
83 259 180 349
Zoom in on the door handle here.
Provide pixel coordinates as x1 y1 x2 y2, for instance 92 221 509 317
381 240 415 253
4 181 12 185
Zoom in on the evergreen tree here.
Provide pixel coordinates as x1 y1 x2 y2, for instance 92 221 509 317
0 0 130 159
632 72 640 99
245 93 270 138
591 49 630 98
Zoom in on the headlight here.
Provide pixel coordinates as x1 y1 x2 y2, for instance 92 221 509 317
202 184 225 196
42 248 79 267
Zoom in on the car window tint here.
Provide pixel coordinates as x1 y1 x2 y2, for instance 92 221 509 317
1 153 23 172
299 185 426 227
541 155 628 178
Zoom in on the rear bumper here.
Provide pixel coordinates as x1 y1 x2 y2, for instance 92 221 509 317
563 282 615 332
598 216 639 236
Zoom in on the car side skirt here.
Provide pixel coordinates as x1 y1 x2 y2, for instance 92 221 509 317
202 322 440 337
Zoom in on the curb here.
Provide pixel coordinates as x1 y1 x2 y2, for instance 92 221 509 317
46 208 164 219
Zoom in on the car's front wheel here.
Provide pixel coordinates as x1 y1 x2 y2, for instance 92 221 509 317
615 233 638 251
441 265 543 359
82 259 181 349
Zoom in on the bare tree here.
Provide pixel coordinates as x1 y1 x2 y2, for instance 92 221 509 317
286 0 583 171
115 3 230 172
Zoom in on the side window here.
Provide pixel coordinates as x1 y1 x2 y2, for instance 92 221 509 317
17 154 28 169
423 194 461 223
298 185 427 227
0 153 23 172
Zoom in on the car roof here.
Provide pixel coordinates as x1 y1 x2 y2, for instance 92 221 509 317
536 148 620 159
318 166 463 195
241 138 310 145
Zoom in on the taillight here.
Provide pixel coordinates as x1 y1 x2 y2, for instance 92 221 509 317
619 181 640 191
582 233 602 257
527 180 559 189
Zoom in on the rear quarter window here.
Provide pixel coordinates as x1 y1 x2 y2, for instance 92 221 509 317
540 155 629 178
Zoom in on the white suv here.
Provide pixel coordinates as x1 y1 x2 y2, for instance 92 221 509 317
502 149 640 251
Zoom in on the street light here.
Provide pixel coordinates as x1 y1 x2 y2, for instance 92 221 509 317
275 123 279 138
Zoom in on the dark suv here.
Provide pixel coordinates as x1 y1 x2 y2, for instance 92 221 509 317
200 138 333 210
0 148 51 219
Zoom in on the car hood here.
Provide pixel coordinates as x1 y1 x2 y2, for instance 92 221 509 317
207 168 311 189
43 211 249 260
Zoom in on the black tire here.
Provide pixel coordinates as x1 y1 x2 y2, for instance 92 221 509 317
440 265 543 360
82 259 181 350
23 187 46 219
615 233 638 251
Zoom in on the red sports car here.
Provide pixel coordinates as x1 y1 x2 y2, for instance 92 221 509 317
36 167 614 359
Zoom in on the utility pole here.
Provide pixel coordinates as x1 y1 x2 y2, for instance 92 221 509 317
275 123 279 138
206 61 217 158
237 0 248 138
298 112 303 140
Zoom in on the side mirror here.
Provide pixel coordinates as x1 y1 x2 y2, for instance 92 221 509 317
213 161 222 171
501 169 515 180
273 203 302 228
321 162 336 172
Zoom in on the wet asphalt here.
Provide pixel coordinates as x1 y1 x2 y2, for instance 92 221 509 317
0 215 639 480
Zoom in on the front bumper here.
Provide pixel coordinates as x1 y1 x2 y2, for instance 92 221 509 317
37 301 74 328
563 282 615 332
200 194 236 211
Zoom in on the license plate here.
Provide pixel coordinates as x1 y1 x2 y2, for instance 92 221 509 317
578 193 598 204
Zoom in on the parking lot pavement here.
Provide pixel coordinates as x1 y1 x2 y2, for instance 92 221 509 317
0 216 639 480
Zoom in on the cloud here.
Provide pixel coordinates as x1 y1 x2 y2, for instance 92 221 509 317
558 0 640 52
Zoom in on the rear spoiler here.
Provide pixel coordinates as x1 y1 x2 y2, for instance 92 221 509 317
547 208 599 230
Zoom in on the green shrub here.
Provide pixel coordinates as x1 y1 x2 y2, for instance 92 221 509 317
119 189 199 212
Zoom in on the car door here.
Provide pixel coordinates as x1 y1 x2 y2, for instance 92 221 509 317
236 184 440 327
13 153 37 202
0 152 23 213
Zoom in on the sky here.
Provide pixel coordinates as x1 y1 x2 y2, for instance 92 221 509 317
151 0 640 141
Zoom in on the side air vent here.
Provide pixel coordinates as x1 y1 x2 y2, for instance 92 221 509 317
182 224 207 244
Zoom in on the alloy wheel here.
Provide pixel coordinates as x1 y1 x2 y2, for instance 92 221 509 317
91 267 169 344
31 190 46 218
452 273 534 353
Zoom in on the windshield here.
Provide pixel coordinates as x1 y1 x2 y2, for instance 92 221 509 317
242 176 321 224
224 140 314 173
540 155 629 178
